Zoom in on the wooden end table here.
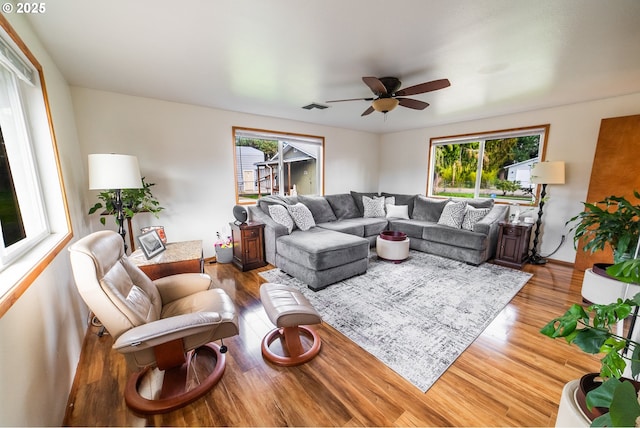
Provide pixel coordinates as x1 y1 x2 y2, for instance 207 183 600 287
129 240 204 280
494 221 533 269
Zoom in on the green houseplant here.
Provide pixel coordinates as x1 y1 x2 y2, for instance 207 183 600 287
541 259 640 427
88 177 164 226
566 191 640 264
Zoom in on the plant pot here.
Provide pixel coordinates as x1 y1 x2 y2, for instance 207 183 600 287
215 246 233 264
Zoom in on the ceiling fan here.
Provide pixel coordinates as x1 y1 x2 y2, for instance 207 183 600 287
326 76 450 116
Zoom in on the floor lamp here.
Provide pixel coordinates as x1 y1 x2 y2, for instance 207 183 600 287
529 160 565 265
89 154 142 252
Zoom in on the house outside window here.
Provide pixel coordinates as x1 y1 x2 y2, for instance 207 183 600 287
427 125 549 203
233 127 324 204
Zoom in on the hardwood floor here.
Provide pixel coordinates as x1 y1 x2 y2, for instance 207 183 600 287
63 260 601 426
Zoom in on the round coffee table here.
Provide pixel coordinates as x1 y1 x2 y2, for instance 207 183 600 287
376 231 410 263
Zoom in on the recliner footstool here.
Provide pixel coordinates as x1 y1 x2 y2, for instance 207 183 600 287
260 283 322 366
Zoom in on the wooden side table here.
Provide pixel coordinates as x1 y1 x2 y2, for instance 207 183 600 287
494 221 533 269
129 240 204 280
230 221 267 271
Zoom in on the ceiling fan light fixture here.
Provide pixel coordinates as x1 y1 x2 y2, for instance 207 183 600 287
372 98 399 113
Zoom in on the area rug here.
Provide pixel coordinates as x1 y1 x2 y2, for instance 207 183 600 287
259 250 532 392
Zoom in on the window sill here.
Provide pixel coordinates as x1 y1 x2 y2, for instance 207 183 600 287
0 231 72 317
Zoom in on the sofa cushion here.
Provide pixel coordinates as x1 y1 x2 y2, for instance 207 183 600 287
363 195 385 218
381 192 417 215
317 219 365 237
325 193 360 220
268 205 295 233
350 191 379 216
276 228 369 271
437 201 467 228
465 198 495 209
422 224 487 251
298 195 337 223
461 206 490 231
258 194 294 214
287 203 316 231
412 196 450 222
387 219 433 239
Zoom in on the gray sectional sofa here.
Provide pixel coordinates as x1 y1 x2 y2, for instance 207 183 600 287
247 191 508 291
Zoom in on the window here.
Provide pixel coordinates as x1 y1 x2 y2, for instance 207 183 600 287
0 16 72 317
427 125 549 203
233 127 324 204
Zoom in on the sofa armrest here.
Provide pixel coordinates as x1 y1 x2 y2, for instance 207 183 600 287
248 206 288 265
474 205 508 259
473 205 508 235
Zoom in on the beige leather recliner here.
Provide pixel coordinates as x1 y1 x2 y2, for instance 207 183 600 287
69 230 238 414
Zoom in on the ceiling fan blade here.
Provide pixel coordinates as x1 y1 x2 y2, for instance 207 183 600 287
395 78 451 96
326 97 374 103
397 98 430 110
361 106 375 116
362 77 387 95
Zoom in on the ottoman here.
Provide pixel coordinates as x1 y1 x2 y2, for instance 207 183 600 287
275 227 369 291
376 231 410 263
260 283 322 366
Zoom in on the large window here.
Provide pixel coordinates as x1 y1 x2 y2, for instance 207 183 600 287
428 125 549 203
233 127 324 204
0 16 72 317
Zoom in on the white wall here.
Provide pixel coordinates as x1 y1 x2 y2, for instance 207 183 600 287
71 87 380 258
379 93 640 263
0 13 90 426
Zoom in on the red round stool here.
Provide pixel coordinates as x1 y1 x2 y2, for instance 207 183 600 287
260 283 322 366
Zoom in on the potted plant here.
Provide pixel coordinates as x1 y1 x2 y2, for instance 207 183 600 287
88 177 164 226
567 191 640 265
541 259 640 427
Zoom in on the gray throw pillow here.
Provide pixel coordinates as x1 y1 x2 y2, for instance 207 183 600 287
298 195 337 223
412 196 450 222
325 194 360 219
465 198 495 209
287 203 316 231
268 204 295 233
363 195 385 218
438 201 468 228
461 206 490 231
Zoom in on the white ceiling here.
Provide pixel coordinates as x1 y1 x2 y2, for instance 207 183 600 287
25 0 640 134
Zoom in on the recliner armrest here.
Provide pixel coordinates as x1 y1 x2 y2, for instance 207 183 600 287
113 312 224 353
154 273 212 304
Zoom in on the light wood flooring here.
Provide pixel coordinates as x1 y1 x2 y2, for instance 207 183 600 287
63 259 601 426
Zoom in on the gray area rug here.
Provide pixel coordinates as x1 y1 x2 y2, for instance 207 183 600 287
259 250 532 392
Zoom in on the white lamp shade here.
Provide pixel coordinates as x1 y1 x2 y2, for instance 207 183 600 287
530 161 565 185
88 154 143 190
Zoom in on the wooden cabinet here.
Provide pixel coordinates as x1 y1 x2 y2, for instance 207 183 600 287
494 222 533 269
230 221 267 271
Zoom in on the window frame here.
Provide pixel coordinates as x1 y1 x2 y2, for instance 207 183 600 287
0 15 72 318
232 127 325 205
426 124 550 203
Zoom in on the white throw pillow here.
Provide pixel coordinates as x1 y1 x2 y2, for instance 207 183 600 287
363 195 386 218
385 204 409 219
461 206 490 231
268 204 295 234
287 203 316 231
437 201 467 228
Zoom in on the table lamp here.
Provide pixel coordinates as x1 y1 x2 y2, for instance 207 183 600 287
89 154 142 251
529 160 565 264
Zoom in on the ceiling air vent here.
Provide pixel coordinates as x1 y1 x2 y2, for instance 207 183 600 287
302 103 328 110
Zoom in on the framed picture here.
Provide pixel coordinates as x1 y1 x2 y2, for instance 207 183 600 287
137 229 166 259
